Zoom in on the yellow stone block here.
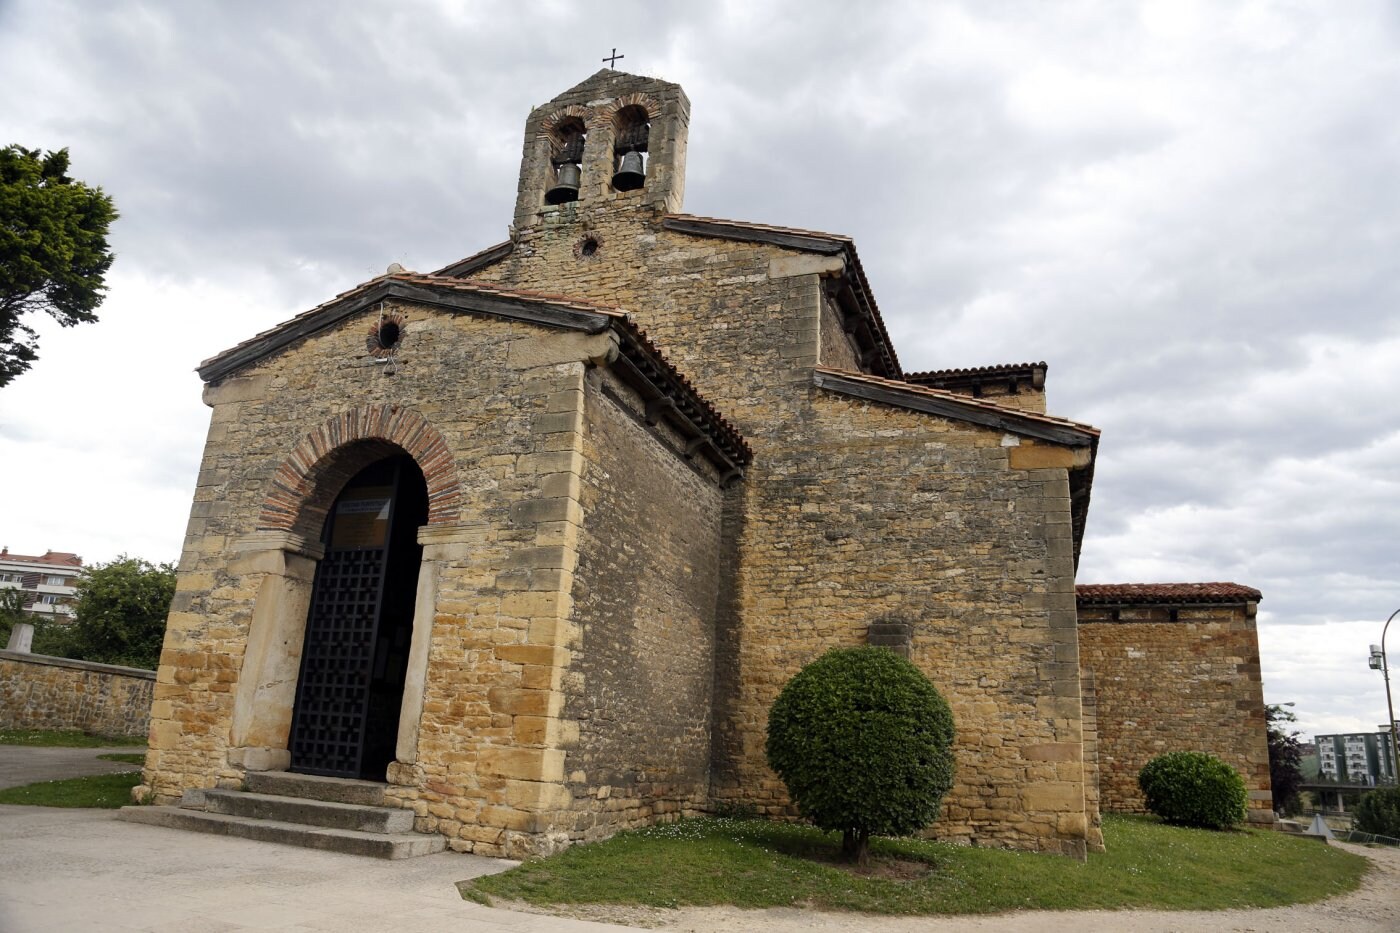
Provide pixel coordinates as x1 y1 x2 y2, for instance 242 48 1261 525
1007 444 1076 470
477 746 565 781
486 686 555 716
1021 781 1083 813
494 644 568 667
504 778 573 810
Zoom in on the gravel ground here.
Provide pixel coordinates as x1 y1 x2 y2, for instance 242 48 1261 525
520 839 1400 932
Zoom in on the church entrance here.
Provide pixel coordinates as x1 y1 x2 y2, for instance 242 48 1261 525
288 454 427 780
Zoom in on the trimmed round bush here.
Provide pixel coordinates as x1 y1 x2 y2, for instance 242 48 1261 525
1138 751 1247 829
765 646 956 862
1354 786 1400 838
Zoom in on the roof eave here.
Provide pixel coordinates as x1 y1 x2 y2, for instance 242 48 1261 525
197 277 615 384
812 369 1098 448
432 240 514 278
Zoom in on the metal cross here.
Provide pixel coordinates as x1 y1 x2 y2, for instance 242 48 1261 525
603 48 624 69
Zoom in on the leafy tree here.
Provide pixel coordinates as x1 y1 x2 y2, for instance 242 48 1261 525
0 587 28 646
1138 751 1247 830
765 646 956 865
41 556 175 670
1266 704 1305 815
0 145 117 387
1354 786 1400 838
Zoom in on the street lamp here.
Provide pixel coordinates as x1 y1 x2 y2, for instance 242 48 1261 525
1369 609 1400 785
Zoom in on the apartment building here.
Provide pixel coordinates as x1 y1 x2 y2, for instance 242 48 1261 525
0 547 82 619
1316 726 1400 785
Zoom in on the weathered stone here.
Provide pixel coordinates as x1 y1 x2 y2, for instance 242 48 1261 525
140 67 1261 864
1078 592 1274 822
0 651 153 737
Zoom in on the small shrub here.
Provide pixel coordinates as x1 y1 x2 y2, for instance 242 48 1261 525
1354 786 1400 838
765 646 955 864
1138 751 1247 829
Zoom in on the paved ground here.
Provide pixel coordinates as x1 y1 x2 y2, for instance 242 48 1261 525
0 805 632 932
0 744 143 790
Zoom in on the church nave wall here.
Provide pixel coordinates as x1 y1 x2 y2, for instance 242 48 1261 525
709 391 1094 858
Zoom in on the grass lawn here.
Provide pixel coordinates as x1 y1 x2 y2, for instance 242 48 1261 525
0 771 142 808
463 815 1368 915
0 728 145 748
96 752 146 765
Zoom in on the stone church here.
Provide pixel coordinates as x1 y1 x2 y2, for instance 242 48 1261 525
132 70 1273 859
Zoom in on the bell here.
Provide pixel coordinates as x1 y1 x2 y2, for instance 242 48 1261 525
545 163 580 205
612 150 645 191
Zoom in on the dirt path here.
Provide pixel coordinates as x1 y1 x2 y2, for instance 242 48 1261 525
529 840 1400 932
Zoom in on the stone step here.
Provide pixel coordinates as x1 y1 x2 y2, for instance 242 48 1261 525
245 771 388 806
202 789 415 834
117 806 445 860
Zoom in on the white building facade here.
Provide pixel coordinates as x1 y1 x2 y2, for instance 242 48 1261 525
0 547 83 619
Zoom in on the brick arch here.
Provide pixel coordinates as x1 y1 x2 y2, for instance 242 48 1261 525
258 404 461 539
539 105 592 140
599 92 660 124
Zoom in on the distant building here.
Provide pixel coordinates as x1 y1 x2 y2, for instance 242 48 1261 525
1316 726 1400 785
0 547 83 619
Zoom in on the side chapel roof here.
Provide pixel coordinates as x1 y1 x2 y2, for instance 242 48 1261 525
1076 583 1262 605
196 273 751 475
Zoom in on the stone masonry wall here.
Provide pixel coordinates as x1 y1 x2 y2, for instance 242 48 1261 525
0 650 154 737
560 366 725 841
709 395 1095 856
466 197 1094 853
818 291 861 371
143 305 637 856
1078 603 1274 822
468 209 1094 853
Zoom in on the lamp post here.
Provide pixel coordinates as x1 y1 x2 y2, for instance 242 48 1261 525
1368 609 1400 785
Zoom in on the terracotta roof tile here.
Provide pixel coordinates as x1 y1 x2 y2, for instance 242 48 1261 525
0 549 82 567
906 362 1047 380
430 240 513 277
1077 583 1262 605
664 213 854 244
611 319 752 466
814 367 1099 437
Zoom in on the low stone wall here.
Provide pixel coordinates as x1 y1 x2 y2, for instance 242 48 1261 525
0 650 155 738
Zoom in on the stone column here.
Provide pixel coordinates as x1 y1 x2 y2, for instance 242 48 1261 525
226 531 323 773
391 539 445 768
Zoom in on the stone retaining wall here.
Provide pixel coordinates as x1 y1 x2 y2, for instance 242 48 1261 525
0 650 155 738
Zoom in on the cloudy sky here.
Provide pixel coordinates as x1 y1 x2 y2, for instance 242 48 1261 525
3 0 1398 740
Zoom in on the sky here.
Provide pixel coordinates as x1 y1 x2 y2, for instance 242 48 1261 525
2 0 1398 741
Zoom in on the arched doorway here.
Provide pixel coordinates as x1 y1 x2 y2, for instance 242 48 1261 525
288 453 428 780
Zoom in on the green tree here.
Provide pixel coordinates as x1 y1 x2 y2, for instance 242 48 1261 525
0 587 28 646
44 556 176 670
765 646 956 865
1354 786 1400 839
1266 704 1305 815
0 145 117 387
